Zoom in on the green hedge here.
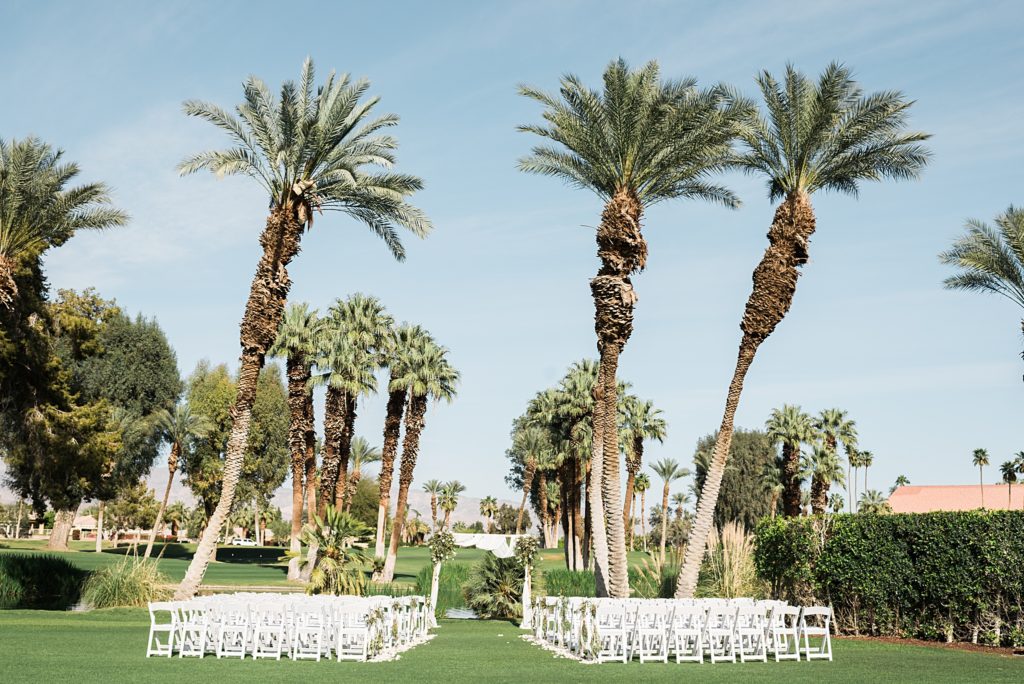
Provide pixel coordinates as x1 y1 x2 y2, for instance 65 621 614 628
754 512 1024 646
0 554 88 609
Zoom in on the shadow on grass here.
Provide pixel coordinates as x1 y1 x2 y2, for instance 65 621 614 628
103 544 288 566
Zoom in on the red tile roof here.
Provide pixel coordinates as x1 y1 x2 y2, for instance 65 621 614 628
888 484 1024 513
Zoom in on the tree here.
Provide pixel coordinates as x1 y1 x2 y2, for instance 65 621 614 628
301 506 371 596
633 473 651 552
174 59 430 599
858 490 891 515
805 446 846 515
422 479 444 532
479 495 498 532
693 428 774 529
381 339 458 581
519 59 748 599
440 480 466 530
890 474 910 496
813 409 857 514
1002 460 1019 508
533 449 559 543
680 63 930 597
107 481 159 545
650 458 689 565
374 324 431 559
144 405 212 558
621 397 667 539
268 302 320 578
514 426 549 534
940 207 1024 371
760 461 783 518
765 405 815 517
972 448 990 508
346 436 381 513
860 450 874 492
0 137 127 310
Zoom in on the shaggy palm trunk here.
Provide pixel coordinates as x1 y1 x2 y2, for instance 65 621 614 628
769 490 780 518
94 501 103 551
781 443 802 517
381 394 427 582
285 356 312 579
345 469 360 514
622 438 643 541
374 387 406 558
334 394 358 509
979 467 985 508
0 255 17 312
582 456 593 571
538 471 551 547
145 443 180 559
175 205 303 600
560 456 583 570
429 495 438 531
443 508 452 530
676 191 815 599
591 189 644 599
517 459 536 535
318 388 346 517
639 490 647 552
659 484 671 564
810 473 828 516
48 508 75 551
587 363 610 593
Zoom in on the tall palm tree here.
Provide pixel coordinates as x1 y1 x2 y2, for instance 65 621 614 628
345 436 381 513
535 449 560 544
1001 461 1018 509
671 492 689 521
174 60 430 599
858 490 891 515
633 473 651 553
374 324 432 558
972 448 990 508
679 63 930 597
860 450 874 492
165 501 188 539
380 340 459 582
890 475 910 496
814 409 857 514
940 207 1024 369
650 458 689 565
268 302 320 578
440 480 465 530
759 461 783 518
145 405 212 559
806 446 846 515
479 495 498 532
518 59 748 599
0 137 128 310
421 479 444 532
544 480 562 549
515 426 550 534
621 397 667 537
765 405 816 517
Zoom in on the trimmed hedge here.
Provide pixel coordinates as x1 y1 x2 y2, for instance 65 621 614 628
754 512 1024 646
0 554 88 609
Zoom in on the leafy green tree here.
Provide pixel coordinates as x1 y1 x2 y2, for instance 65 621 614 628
345 436 381 513
681 63 930 598
765 406 816 517
694 428 775 529
492 503 526 535
347 475 381 530
940 207 1024 370
107 481 159 543
175 58 430 599
519 59 748 599
164 501 188 538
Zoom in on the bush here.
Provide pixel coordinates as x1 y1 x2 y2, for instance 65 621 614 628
464 555 526 620
754 511 1024 645
81 556 170 608
628 559 679 599
698 522 765 599
416 562 470 617
542 569 595 597
0 554 88 609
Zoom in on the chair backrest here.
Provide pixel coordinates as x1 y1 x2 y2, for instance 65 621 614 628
801 606 832 628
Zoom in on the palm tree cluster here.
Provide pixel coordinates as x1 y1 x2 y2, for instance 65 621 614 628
503 360 667 591
269 295 458 584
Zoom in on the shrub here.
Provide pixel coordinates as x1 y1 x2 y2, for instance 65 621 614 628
698 522 765 599
754 511 1024 645
0 554 88 609
301 507 371 596
628 557 679 599
81 556 170 608
416 562 470 617
464 555 525 620
542 569 595 597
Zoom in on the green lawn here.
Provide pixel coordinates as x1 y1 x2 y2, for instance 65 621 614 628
0 609 1020 683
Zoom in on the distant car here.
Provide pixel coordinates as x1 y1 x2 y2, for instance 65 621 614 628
231 538 257 547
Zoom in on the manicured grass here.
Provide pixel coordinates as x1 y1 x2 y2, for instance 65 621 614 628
0 609 1020 683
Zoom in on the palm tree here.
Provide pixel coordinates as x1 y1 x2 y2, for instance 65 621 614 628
301 506 372 596
890 475 910 496
671 492 689 521
380 340 459 582
535 449 560 544
806 446 846 515
519 59 748 599
621 397 667 538
828 492 844 514
814 409 857 514
374 324 432 559
515 426 550 534
650 458 689 565
173 60 430 599
165 501 188 539
679 63 930 597
479 495 498 532
860 450 874 492
422 479 444 532
345 436 381 513
440 480 465 530
268 302 320 578
759 461 783 518
0 137 128 310
544 480 562 549
765 405 816 517
633 473 651 553
1004 460 1020 509
940 207 1024 368
972 448 990 508
145 405 212 559
858 490 891 515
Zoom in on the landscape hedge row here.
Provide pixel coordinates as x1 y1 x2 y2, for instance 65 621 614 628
754 511 1024 646
0 553 88 609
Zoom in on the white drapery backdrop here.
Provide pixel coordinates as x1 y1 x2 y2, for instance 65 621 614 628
448 533 533 628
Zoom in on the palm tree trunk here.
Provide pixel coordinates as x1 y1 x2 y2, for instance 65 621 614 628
639 491 647 552
430 495 438 531
374 386 406 558
443 509 452 530
334 394 358 509
94 501 103 552
864 466 868 494
285 356 311 579
175 205 304 600
659 485 670 565
538 471 550 547
381 393 427 582
622 441 642 543
345 470 360 514
517 462 536 535
582 455 592 571
48 508 75 551
586 368 606 589
676 192 815 599
810 472 827 516
145 444 179 559
782 444 802 517
979 466 985 508
318 387 346 517
14 500 23 540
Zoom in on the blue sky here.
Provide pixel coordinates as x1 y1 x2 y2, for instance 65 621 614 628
2 0 1022 504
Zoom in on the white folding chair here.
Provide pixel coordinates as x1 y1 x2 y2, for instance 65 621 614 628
735 604 768 662
670 603 705 663
799 606 833 661
630 603 672 663
177 602 209 658
768 604 801 661
336 608 370 661
593 602 629 663
290 603 325 661
213 602 249 659
705 605 737 663
251 605 287 659
146 601 178 657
